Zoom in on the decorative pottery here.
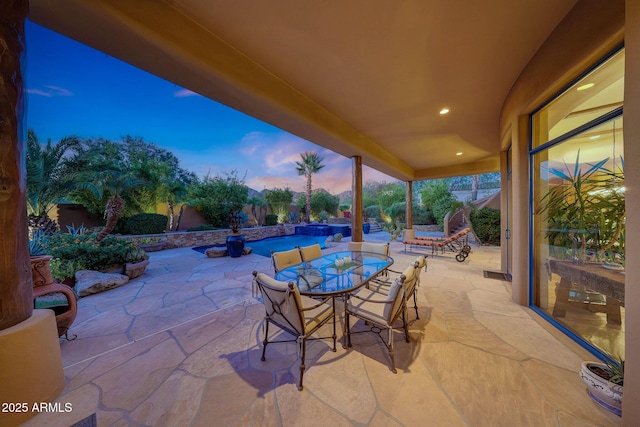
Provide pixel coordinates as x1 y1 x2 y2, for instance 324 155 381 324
30 255 54 288
125 259 150 279
226 234 246 258
30 255 77 337
363 223 371 234
139 242 165 252
579 361 622 416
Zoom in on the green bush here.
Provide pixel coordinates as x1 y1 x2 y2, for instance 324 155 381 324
187 224 216 231
470 208 501 245
412 204 435 225
125 213 168 235
365 205 382 221
44 232 148 280
265 214 278 226
189 171 249 228
420 180 456 227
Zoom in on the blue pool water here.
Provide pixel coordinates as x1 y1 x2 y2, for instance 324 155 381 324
193 234 327 257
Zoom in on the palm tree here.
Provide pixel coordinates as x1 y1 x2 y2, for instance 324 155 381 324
295 151 325 222
248 196 267 226
65 140 142 242
470 174 480 201
26 129 81 234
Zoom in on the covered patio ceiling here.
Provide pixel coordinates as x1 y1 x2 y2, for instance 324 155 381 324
29 0 577 181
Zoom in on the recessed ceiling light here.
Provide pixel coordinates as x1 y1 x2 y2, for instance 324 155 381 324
440 108 450 115
456 152 463 156
577 83 595 91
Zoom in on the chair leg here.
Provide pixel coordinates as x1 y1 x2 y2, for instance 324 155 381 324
331 298 337 352
344 303 352 348
388 327 397 374
413 292 419 319
403 310 410 343
261 320 270 361
298 338 306 391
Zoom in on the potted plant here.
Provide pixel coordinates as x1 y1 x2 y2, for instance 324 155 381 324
29 229 78 337
540 150 624 265
29 229 54 288
579 356 623 416
137 236 166 252
226 210 246 258
49 258 87 287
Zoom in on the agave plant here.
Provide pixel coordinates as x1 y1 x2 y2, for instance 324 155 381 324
28 229 49 256
606 356 624 386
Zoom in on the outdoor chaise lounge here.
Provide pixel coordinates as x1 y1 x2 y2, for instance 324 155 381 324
403 228 472 262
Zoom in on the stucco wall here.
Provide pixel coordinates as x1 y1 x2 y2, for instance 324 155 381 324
498 0 637 423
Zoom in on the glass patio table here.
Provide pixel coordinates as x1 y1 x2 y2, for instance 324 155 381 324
274 250 394 297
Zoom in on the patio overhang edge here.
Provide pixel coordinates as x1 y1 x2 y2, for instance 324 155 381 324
28 0 415 182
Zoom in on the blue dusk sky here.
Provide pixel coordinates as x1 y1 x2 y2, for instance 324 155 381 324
24 20 394 194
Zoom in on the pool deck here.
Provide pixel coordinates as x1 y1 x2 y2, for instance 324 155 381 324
23 232 621 426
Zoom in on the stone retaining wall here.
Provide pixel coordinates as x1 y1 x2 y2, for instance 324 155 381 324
412 224 442 232
124 224 297 250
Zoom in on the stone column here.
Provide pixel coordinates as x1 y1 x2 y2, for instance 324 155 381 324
351 156 363 242
0 3 65 425
0 0 31 330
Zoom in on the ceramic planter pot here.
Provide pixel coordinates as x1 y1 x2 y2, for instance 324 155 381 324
226 234 245 258
30 255 54 288
139 242 165 252
579 361 622 416
126 259 150 279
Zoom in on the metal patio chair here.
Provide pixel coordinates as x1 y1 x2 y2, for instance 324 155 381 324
252 271 337 391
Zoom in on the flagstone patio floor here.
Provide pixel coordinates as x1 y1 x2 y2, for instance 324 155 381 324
23 234 621 426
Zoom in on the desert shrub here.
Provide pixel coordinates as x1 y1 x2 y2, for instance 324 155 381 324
470 208 501 245
420 179 456 227
413 205 435 225
125 213 168 235
364 205 382 221
384 202 406 222
265 214 278 226
44 232 148 279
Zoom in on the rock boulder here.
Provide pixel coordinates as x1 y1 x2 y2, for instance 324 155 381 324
75 270 130 297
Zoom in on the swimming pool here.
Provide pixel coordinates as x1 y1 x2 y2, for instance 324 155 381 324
193 234 327 257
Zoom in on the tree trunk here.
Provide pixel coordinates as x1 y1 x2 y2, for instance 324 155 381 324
306 175 312 222
175 204 185 231
96 195 124 243
0 0 31 330
167 197 175 231
471 174 479 201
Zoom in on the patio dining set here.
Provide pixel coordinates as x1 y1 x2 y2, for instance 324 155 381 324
253 241 427 390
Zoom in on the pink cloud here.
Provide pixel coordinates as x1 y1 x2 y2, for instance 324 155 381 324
26 85 73 97
174 89 200 97
25 88 52 97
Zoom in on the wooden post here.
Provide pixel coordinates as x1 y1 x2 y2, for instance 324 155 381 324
405 180 413 230
0 0 31 330
351 156 363 242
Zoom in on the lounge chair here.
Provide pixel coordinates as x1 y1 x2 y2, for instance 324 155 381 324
402 228 471 262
